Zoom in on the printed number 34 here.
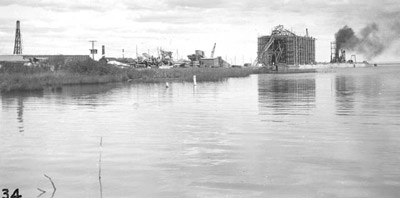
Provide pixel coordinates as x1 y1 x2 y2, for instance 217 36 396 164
2 189 22 198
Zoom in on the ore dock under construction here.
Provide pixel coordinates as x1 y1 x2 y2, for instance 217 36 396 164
256 25 316 68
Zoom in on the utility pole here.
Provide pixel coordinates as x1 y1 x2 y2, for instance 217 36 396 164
136 45 139 59
122 49 125 59
89 40 97 60
351 54 356 63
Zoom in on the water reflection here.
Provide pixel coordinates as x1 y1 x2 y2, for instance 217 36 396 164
17 97 24 132
0 83 119 133
1 91 44 133
258 74 316 117
334 69 386 117
60 83 122 107
335 76 355 116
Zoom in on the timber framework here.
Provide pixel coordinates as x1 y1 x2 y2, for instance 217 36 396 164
256 25 315 67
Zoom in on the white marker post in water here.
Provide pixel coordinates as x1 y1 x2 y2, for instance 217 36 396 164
193 75 197 86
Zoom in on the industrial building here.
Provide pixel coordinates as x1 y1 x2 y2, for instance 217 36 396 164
330 42 349 63
187 50 205 67
200 57 230 68
188 49 230 68
257 25 315 67
0 55 90 63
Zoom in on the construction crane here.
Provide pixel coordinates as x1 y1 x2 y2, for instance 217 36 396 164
210 43 216 58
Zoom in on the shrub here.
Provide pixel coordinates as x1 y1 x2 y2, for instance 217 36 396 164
0 62 50 74
63 59 121 75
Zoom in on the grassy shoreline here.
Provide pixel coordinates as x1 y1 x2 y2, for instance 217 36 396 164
0 66 259 92
0 59 316 92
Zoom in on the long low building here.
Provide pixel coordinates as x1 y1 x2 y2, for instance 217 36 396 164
199 57 230 68
0 54 90 63
0 55 27 62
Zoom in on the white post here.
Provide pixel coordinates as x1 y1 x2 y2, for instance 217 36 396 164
193 75 197 86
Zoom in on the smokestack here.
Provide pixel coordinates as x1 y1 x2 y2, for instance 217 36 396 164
306 28 309 37
102 45 105 57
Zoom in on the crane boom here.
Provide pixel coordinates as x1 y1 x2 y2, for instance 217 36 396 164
211 43 216 58
253 36 275 66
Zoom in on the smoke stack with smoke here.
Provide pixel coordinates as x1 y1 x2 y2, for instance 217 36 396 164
335 26 358 53
335 23 392 61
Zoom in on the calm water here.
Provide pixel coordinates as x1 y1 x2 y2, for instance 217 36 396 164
1 66 400 197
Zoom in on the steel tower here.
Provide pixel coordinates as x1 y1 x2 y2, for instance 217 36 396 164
13 20 22 54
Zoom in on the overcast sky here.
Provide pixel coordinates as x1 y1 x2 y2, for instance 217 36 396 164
0 0 399 63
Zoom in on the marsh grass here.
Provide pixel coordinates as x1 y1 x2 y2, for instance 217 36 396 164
0 60 258 92
0 72 127 92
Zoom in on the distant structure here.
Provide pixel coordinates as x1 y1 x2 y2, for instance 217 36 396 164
102 45 105 58
256 25 315 67
187 50 204 67
0 54 90 64
89 40 97 59
330 41 346 63
210 43 216 58
200 57 230 68
187 50 229 67
160 49 173 65
13 20 22 55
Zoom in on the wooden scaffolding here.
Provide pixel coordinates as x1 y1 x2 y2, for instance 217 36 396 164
256 25 315 66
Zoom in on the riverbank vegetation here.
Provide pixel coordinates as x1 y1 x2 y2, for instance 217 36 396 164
0 59 258 92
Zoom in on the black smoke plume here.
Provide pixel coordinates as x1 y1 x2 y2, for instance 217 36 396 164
335 23 387 60
335 26 357 52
